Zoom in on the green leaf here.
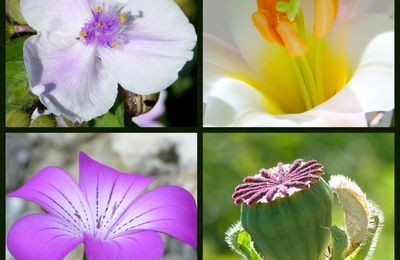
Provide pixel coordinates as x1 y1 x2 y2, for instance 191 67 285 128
31 115 57 127
225 221 263 260
329 225 348 260
6 36 29 61
6 0 26 24
6 36 38 114
89 92 124 127
6 109 30 127
346 201 384 260
6 60 37 113
170 76 193 97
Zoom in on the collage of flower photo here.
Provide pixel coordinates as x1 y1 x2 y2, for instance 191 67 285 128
3 0 396 260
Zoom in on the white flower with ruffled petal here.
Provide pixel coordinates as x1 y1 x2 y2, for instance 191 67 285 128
203 0 393 127
21 0 196 122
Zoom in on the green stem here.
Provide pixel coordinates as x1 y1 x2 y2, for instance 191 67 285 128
314 39 325 101
290 57 313 110
296 55 321 106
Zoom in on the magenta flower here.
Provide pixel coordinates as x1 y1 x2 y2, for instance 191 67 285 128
7 152 197 259
21 0 196 122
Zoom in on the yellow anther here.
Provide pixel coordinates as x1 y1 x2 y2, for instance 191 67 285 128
96 6 101 12
80 31 87 38
120 13 126 23
111 42 117 48
97 22 103 27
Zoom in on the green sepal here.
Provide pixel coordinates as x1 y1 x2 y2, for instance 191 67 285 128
31 115 57 127
6 109 30 127
346 200 384 260
225 221 262 260
329 225 348 260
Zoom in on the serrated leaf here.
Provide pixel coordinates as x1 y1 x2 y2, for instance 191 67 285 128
329 225 348 260
225 221 262 260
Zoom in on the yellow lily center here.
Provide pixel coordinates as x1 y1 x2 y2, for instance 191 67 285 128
245 0 347 113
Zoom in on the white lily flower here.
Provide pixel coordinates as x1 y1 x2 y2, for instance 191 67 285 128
204 0 393 127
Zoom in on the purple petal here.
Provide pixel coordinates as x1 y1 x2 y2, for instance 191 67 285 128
110 185 197 247
8 166 92 233
24 32 118 122
78 152 154 238
7 213 82 260
98 0 196 95
84 230 163 260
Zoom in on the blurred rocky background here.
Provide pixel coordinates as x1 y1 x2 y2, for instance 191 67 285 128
6 133 197 260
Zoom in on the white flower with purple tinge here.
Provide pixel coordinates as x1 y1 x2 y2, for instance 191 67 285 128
21 0 197 122
7 152 197 259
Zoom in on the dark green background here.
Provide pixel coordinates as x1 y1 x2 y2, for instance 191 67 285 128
203 133 394 260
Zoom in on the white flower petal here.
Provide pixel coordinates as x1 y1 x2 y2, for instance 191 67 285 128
204 77 367 127
20 0 91 37
204 78 287 127
203 33 260 101
345 32 394 112
99 0 196 95
24 33 118 122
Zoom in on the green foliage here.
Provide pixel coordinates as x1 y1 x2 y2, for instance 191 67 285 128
31 115 57 127
225 221 262 260
6 109 30 127
329 225 348 260
6 0 26 24
203 133 394 260
6 36 38 114
88 94 124 127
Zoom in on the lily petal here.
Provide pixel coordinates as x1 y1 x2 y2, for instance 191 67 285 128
24 32 118 122
345 32 394 112
110 185 197 247
20 0 91 37
78 152 154 238
99 0 196 95
204 77 367 127
84 231 163 260
7 213 83 260
8 166 92 233
204 78 285 126
203 33 260 101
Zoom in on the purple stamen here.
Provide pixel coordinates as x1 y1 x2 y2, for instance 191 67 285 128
232 159 325 206
79 7 128 48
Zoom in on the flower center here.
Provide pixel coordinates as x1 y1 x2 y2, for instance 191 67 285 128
247 1 351 114
79 6 128 48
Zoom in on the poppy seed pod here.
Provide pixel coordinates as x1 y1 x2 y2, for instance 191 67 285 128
232 159 333 260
